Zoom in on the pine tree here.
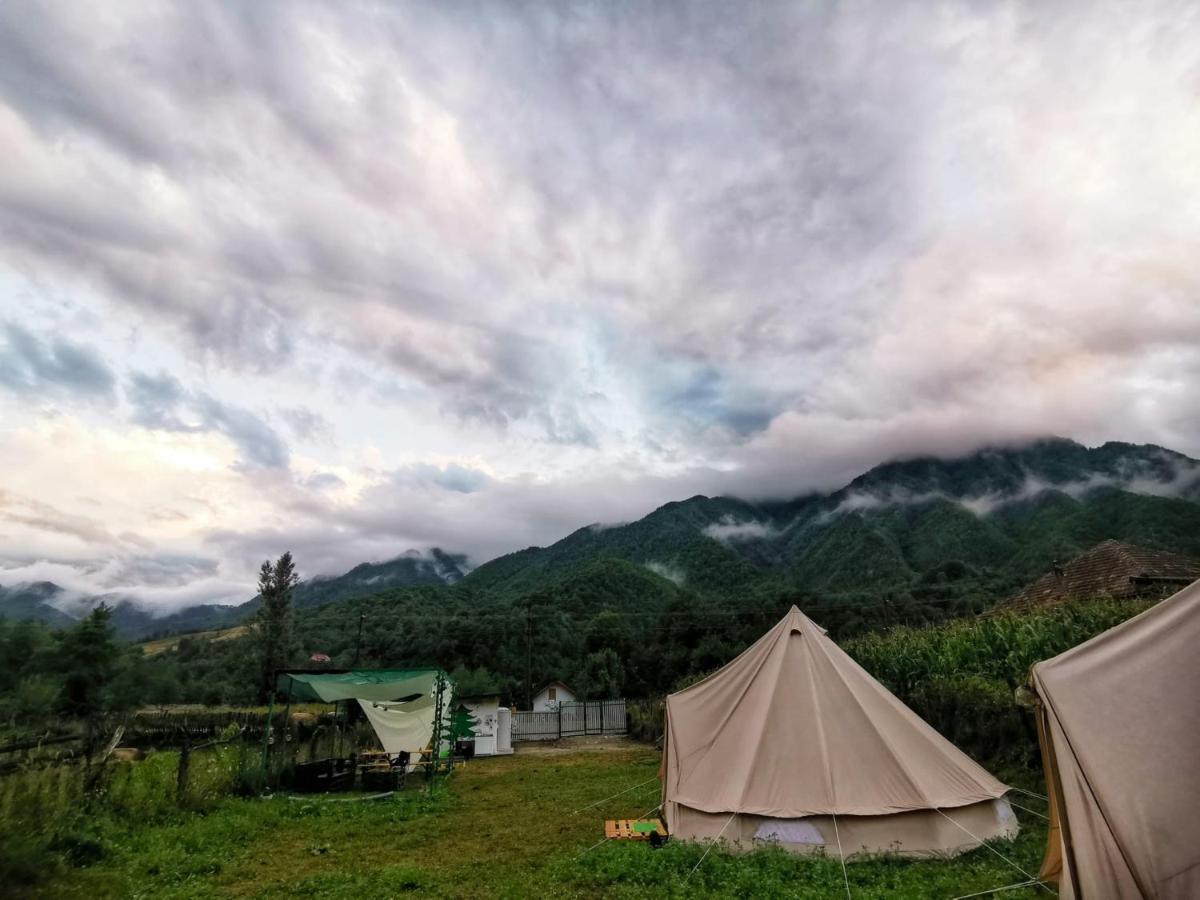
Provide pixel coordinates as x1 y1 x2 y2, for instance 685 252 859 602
59 604 119 717
254 552 299 703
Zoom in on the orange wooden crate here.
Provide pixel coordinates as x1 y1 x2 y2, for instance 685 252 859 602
605 818 668 840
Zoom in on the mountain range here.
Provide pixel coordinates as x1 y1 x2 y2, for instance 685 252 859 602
3 437 1200 639
0 549 468 639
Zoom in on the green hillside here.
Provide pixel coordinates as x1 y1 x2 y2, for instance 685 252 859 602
461 437 1200 603
9 437 1200 708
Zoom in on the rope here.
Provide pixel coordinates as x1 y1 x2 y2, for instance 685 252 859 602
286 791 394 802
686 812 736 880
932 808 1052 895
574 802 663 859
571 776 660 814
575 834 612 859
1008 786 1049 802
831 811 852 900
951 879 1042 899
1008 800 1049 822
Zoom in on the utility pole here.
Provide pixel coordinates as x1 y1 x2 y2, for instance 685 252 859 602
526 600 533 710
353 612 366 666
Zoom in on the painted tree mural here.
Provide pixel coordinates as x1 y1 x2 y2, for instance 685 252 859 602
450 703 478 741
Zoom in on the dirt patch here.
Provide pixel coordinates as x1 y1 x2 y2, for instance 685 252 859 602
513 735 646 755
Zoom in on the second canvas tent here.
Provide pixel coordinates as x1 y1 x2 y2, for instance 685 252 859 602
661 606 1018 858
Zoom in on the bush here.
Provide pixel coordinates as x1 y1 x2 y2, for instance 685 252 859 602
626 698 664 745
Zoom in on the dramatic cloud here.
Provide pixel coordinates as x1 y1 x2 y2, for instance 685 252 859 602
127 371 289 469
1 1 1199 606
0 323 116 402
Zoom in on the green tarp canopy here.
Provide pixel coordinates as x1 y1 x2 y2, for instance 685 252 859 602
276 668 446 704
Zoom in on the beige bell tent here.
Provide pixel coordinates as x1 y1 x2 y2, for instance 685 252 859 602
1032 578 1200 899
661 606 1018 858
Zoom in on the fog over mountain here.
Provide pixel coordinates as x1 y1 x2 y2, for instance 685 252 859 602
2 2 1200 609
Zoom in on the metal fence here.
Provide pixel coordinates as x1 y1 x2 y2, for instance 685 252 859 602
511 699 627 742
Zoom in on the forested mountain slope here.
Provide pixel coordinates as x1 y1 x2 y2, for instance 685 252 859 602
6 438 1200 646
462 437 1200 602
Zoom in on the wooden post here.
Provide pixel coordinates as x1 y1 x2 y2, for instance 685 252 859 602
525 602 533 711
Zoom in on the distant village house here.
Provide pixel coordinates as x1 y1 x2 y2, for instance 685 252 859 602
532 681 576 712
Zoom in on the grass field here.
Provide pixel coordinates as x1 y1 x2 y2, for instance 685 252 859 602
140 625 249 656
19 742 1051 899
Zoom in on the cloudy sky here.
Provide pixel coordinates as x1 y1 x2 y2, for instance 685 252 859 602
2 1 1199 609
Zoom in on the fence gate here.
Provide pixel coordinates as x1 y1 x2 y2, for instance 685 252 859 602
511 699 627 742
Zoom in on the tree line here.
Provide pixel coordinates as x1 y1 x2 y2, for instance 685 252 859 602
1 550 998 729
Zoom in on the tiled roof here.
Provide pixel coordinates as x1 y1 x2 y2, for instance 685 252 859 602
1004 540 1200 612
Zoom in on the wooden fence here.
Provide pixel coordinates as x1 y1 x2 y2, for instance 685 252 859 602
511 699 627 742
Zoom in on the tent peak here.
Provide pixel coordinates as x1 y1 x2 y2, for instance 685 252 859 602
782 604 827 635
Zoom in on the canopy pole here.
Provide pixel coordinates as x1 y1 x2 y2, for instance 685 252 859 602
335 699 344 759
428 671 447 780
260 680 277 787
281 677 293 760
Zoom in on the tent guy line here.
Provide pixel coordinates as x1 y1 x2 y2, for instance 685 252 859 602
832 811 852 900
931 808 1050 894
686 812 736 880
570 775 661 815
950 879 1044 900
1006 800 1049 822
574 801 663 860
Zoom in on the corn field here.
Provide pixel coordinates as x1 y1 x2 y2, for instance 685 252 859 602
843 596 1152 764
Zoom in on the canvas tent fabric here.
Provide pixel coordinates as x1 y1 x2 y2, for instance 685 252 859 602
276 668 444 704
276 668 450 760
358 693 448 758
661 606 1017 858
1032 578 1200 899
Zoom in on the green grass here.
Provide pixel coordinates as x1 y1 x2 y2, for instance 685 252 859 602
8 743 1053 899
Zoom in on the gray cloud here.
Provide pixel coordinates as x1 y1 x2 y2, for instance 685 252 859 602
0 554 244 613
127 370 192 431
196 394 289 469
0 489 138 547
0 322 115 402
304 471 345 491
127 370 289 468
391 463 491 495
2 1 1198 459
3 2 1200 607
280 406 333 444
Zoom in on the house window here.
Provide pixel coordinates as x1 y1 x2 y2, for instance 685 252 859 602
548 687 557 701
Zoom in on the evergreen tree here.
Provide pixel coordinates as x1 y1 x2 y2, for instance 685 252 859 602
254 551 299 702
575 648 624 700
59 605 119 717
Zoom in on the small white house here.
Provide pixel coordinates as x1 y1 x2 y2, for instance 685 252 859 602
458 693 513 755
532 681 576 712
